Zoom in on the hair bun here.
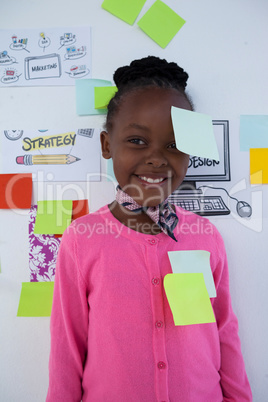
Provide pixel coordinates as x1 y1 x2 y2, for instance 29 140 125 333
114 56 189 90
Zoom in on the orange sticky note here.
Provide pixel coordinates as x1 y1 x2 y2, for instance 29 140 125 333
0 173 32 209
250 148 268 184
54 199 89 237
72 199 89 220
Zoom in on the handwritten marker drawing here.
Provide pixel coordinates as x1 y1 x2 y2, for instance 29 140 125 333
10 35 30 52
25 54 61 80
0 27 91 86
1 128 101 182
1 68 21 84
38 32 51 52
66 64 89 78
58 32 76 50
0 51 17 66
4 130 24 140
16 154 80 165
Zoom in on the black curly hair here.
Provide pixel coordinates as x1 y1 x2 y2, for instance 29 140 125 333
105 56 193 130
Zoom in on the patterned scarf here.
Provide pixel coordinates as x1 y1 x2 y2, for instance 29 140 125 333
115 186 178 241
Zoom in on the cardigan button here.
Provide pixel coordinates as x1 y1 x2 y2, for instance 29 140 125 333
155 320 163 329
152 277 160 286
147 238 157 245
157 361 166 370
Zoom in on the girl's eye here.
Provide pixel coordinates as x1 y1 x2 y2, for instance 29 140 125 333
168 143 177 149
129 138 146 145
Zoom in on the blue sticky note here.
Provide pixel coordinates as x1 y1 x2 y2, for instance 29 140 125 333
171 107 219 161
75 79 112 116
240 115 268 151
168 250 216 298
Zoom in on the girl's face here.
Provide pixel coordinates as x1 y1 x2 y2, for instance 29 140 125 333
101 87 191 207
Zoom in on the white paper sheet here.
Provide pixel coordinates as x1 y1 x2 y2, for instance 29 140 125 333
1 128 100 181
0 26 91 86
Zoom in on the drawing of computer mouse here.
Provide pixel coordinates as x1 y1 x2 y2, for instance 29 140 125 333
236 201 252 218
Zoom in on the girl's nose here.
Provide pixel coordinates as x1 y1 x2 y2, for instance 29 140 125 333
145 148 168 168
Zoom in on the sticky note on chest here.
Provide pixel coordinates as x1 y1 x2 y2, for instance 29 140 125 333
164 273 215 326
168 250 216 298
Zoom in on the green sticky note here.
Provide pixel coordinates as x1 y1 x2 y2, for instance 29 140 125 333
164 273 216 326
171 106 219 161
17 282 54 317
34 200 72 235
94 86 118 109
168 250 216 298
137 0 186 48
75 79 112 115
102 0 146 25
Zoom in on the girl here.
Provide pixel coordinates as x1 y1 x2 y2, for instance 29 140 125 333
46 56 252 401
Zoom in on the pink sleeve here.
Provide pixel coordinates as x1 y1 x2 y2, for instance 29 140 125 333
212 231 252 401
46 228 88 402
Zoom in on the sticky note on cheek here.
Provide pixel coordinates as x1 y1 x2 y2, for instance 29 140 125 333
164 273 216 326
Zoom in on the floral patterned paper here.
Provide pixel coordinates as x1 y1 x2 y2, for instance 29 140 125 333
29 205 61 282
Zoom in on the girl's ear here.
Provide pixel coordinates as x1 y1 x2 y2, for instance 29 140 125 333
100 131 111 159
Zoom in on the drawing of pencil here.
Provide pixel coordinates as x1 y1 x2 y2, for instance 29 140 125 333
16 154 81 165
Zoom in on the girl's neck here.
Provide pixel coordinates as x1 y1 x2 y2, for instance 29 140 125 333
109 201 162 236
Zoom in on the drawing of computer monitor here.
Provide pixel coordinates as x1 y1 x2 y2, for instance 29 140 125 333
169 120 231 215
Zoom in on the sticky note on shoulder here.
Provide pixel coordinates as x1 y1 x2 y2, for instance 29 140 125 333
102 0 146 25
171 106 219 161
168 250 216 298
137 0 186 48
164 273 215 326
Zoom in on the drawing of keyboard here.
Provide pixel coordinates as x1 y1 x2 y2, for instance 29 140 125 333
168 195 230 216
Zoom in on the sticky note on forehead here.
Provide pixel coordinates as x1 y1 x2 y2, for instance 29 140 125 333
171 106 219 161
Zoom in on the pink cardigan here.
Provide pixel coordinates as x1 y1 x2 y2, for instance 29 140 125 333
46 205 252 401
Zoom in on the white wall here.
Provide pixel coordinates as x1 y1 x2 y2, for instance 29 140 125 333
0 0 267 400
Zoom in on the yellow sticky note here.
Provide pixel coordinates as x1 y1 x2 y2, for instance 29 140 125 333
94 86 118 109
250 148 268 184
102 0 146 25
137 0 186 48
17 282 54 317
164 273 215 326
34 200 72 235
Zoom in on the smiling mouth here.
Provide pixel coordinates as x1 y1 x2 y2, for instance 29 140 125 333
137 176 167 184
